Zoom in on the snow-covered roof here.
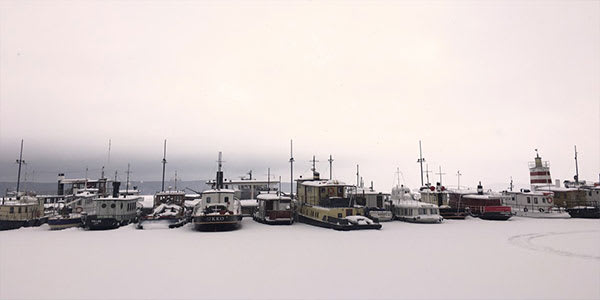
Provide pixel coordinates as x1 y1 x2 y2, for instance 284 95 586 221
202 189 235 194
356 188 389 195
156 190 186 195
392 199 438 208
97 196 142 201
257 193 291 201
300 179 349 187
240 199 258 207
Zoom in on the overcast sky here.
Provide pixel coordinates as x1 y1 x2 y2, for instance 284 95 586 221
0 1 598 191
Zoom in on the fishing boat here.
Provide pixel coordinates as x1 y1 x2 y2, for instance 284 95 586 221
448 182 512 221
253 192 294 225
295 164 381 231
192 152 243 231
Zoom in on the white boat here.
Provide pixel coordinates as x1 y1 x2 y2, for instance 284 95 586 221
192 152 242 231
389 184 442 223
502 190 570 218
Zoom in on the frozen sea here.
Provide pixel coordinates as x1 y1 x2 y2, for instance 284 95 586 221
1 217 599 300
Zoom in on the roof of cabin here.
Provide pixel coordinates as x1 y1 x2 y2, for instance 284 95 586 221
300 180 350 187
257 193 291 201
392 199 438 208
202 189 235 194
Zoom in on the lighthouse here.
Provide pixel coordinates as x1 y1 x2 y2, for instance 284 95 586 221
529 149 552 190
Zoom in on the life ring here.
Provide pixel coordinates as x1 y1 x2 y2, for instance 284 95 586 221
523 207 528 212
75 207 83 213
539 208 544 213
547 198 552 204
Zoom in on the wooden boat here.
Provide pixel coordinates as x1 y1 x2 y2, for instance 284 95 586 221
296 171 381 231
448 183 512 221
253 192 294 225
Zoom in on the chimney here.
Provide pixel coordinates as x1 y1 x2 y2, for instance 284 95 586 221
57 173 65 195
112 181 121 198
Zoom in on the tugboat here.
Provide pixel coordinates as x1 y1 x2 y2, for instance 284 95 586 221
448 182 512 221
420 184 467 219
48 190 97 230
295 160 381 231
253 191 294 225
82 181 141 230
137 140 188 229
0 140 47 230
192 152 242 231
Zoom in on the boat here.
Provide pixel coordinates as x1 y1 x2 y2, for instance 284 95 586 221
420 184 467 219
48 190 98 230
295 169 381 231
192 152 243 231
253 192 294 225
0 140 47 230
502 189 570 218
137 140 188 229
82 181 141 230
388 184 442 223
565 206 600 219
353 185 393 222
448 182 512 221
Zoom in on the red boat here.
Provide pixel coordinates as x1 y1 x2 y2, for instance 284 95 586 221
448 182 512 221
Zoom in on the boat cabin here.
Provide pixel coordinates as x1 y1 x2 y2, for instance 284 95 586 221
254 192 293 224
154 191 186 207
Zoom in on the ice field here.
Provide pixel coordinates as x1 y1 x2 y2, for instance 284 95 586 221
1 217 599 300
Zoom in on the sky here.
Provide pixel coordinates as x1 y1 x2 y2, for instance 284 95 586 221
0 1 599 192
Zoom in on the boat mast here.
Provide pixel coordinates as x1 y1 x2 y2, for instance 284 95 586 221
456 170 462 190
417 140 426 187
15 139 25 198
436 166 445 186
174 171 178 190
425 164 431 185
289 140 294 198
310 155 318 174
574 145 579 184
161 139 167 192
216 152 224 190
267 168 271 192
328 155 334 180
356 164 360 187
125 163 131 197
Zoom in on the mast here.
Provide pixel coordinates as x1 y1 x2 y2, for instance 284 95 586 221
436 166 446 186
425 164 431 185
267 168 271 192
289 140 294 198
509 176 513 191
456 170 462 190
328 155 334 180
125 164 131 197
356 164 360 187
161 139 167 192
216 152 224 190
310 155 318 174
396 168 401 187
174 170 178 190
15 139 25 197
574 145 579 184
417 140 426 187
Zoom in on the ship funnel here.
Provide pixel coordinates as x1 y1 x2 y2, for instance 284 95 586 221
477 181 483 195
112 181 121 198
313 171 320 180
57 173 65 195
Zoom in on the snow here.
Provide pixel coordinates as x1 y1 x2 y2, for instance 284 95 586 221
1 218 599 300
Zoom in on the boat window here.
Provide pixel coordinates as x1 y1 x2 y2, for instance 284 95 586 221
9 207 14 213
534 198 538 204
25 207 28 213
102 203 107 208
224 196 229 203
338 213 342 218
527 197 531 204
111 203 116 208
18 207 21 213
320 188 326 193
206 197 211 204
338 187 343 195
542 198 546 203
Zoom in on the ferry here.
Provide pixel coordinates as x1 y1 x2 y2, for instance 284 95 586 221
296 171 381 231
448 183 512 221
192 152 243 231
253 192 294 225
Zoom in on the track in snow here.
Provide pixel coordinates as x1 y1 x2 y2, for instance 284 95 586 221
508 230 600 261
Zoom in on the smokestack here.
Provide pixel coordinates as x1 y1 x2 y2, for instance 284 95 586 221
57 173 65 195
112 181 121 198
477 181 483 195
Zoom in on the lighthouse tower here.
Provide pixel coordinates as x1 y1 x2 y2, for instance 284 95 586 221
529 150 552 190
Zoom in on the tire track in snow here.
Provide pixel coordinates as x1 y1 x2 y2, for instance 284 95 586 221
508 230 600 261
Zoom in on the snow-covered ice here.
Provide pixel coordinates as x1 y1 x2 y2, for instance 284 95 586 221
1 217 599 299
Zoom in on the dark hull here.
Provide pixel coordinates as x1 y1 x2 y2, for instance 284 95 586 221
193 214 242 231
298 214 381 231
479 212 512 221
439 208 468 220
253 215 293 225
48 217 82 230
84 215 133 230
567 208 600 219
0 220 26 231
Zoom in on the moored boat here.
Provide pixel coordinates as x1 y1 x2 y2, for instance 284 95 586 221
354 185 393 222
82 182 140 230
253 192 294 225
448 182 512 221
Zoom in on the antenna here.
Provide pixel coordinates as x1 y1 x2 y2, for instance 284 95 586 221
417 140 426 187
85 166 88 179
356 164 360 187
114 170 118 182
509 176 513 191
425 164 432 185
101 166 105 179
267 168 271 192
174 170 178 190
278 176 282 198
107 139 112 165
574 145 579 183
395 168 401 187
436 166 446 186
15 139 25 197
456 170 462 190
161 139 167 192
289 140 294 198
328 155 334 180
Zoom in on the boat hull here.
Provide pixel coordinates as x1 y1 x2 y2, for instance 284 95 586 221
566 207 600 219
479 212 512 221
83 215 129 230
395 215 443 223
48 217 82 230
298 214 381 231
193 214 242 231
0 220 26 231
137 217 187 229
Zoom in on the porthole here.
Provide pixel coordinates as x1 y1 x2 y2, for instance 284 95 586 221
102 203 107 208
111 203 116 209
